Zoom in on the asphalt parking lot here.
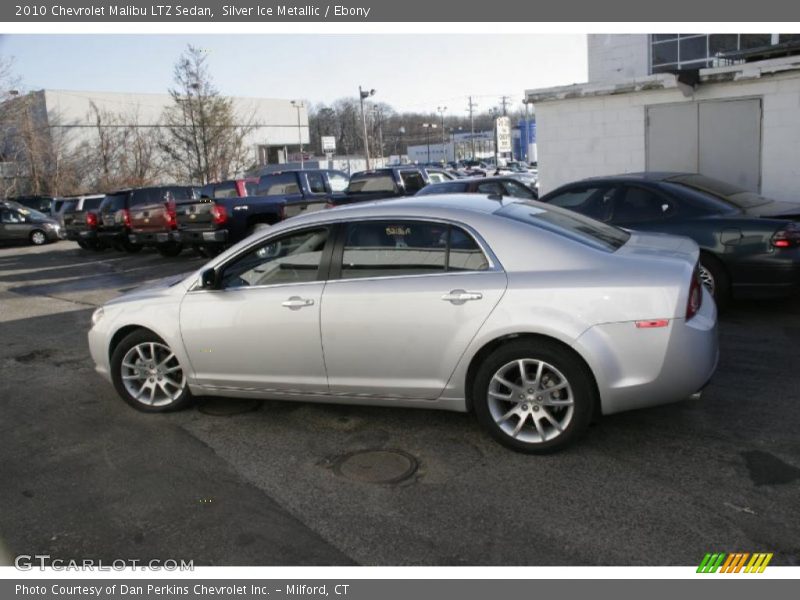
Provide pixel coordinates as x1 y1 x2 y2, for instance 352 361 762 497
1 240 799 566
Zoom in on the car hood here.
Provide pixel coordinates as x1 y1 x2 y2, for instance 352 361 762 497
617 230 699 265
742 199 800 220
105 272 192 306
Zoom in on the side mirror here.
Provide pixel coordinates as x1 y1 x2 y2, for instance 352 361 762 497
201 268 219 290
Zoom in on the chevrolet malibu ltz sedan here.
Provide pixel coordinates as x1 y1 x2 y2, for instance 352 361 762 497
88 196 718 452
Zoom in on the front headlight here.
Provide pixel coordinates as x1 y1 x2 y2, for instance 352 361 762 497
91 307 104 327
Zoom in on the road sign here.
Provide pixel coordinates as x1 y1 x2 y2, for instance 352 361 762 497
321 136 336 153
495 117 512 153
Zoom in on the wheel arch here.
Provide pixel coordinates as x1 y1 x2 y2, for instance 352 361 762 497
463 332 601 419
108 324 162 362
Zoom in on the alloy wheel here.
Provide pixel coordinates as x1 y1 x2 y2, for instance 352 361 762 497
698 264 716 295
120 342 186 407
486 359 574 444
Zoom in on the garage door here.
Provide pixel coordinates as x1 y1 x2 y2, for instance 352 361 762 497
646 98 762 192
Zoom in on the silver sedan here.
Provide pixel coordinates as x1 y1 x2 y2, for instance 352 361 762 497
88 196 718 452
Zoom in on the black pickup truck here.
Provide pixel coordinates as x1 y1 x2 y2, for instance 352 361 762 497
175 169 349 255
335 166 450 206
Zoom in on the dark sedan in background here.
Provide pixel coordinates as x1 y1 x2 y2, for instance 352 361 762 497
415 176 538 200
538 172 800 306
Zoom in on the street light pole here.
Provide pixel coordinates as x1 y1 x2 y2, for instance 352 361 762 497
359 86 375 169
421 123 437 163
290 100 305 170
437 106 447 164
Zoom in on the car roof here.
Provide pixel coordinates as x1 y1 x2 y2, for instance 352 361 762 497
573 172 698 184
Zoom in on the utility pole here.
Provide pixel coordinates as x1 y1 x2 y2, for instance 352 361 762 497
437 106 447 164
372 106 384 159
421 122 437 163
467 96 477 161
358 86 376 169
500 95 510 116
290 100 305 170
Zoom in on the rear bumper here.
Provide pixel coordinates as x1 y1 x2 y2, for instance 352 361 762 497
175 229 228 244
66 229 98 242
97 230 128 244
573 288 718 415
129 231 179 245
729 250 800 298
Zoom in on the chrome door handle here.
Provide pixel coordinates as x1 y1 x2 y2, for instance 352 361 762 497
441 289 483 304
282 296 315 309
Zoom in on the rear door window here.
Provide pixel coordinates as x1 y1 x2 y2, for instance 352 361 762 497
400 171 426 194
347 174 396 194
613 185 677 224
306 172 327 194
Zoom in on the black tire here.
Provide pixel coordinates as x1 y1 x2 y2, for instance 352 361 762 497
76 240 90 250
29 230 48 246
122 240 143 253
699 253 730 310
156 242 183 257
473 339 596 453
110 329 194 413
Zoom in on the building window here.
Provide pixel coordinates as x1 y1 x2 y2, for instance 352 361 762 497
650 34 781 74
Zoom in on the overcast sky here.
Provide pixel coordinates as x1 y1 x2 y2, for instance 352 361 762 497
0 34 587 115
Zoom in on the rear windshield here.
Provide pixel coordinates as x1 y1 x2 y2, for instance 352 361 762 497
347 173 396 194
131 186 197 206
102 193 128 211
245 181 258 196
496 201 630 252
83 197 104 211
61 200 78 213
668 174 771 209
258 173 301 196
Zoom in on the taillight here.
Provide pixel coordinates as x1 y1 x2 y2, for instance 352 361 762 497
166 201 177 229
771 222 800 249
121 208 132 229
686 265 703 320
85 212 98 229
210 204 228 225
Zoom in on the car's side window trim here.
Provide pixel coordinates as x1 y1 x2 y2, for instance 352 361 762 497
327 217 501 283
190 224 335 293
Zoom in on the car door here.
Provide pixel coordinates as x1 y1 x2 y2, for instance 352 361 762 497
320 219 507 399
0 208 29 241
610 184 681 231
179 226 332 395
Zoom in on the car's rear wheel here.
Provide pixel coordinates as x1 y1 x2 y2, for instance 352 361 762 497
29 230 48 246
111 330 193 413
473 340 596 453
122 240 143 253
76 240 90 250
699 254 730 310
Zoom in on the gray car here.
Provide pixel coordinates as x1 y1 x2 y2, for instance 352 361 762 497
88 195 718 452
0 202 62 245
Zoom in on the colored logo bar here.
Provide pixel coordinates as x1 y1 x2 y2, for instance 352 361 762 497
697 552 773 573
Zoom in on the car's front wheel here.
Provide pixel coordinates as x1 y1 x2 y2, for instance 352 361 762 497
30 230 48 246
473 340 596 453
110 330 193 412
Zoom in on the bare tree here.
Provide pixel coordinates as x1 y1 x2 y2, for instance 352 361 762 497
159 45 254 184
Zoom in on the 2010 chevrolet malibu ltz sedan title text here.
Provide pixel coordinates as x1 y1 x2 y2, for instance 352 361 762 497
88 195 718 452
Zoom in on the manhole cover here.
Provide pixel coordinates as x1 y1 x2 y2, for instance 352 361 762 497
334 449 418 484
198 398 262 416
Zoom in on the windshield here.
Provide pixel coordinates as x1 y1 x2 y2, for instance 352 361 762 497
496 201 630 252
347 173 396 194
668 174 772 209
18 207 51 222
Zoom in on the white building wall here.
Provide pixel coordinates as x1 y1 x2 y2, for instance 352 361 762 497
587 34 650 83
535 71 800 202
41 89 309 155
